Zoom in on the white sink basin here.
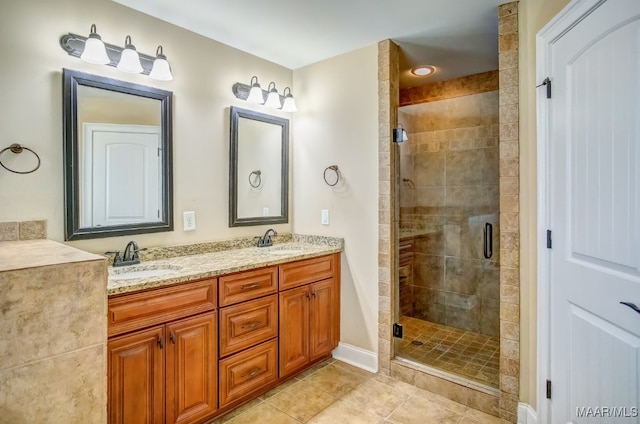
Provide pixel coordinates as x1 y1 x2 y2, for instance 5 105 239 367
109 264 182 280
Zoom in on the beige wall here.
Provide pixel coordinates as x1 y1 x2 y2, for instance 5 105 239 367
0 0 293 253
519 0 571 408
292 45 379 353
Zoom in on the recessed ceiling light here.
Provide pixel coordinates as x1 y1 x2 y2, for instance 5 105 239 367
411 66 435 76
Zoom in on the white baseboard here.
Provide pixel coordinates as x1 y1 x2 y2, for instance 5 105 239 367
518 403 538 424
332 342 378 373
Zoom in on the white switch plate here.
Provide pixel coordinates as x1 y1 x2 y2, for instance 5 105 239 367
263 207 270 216
183 211 196 231
321 209 330 225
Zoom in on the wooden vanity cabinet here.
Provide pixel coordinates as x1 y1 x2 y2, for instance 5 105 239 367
107 253 340 423
108 279 218 424
279 254 340 378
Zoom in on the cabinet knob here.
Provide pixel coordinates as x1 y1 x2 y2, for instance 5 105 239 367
157 336 164 349
170 333 176 344
241 367 262 379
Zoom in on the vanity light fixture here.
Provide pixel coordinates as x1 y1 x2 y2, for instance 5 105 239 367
80 24 109 65
264 82 282 109
149 46 173 81
246 76 265 104
117 35 143 74
231 77 297 112
393 124 408 143
60 28 173 80
281 87 297 113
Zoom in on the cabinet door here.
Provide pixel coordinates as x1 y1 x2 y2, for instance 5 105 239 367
108 326 164 424
309 278 338 360
279 286 310 378
166 312 218 424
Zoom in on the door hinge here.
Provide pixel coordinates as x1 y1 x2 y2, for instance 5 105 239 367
393 323 403 339
537 77 552 99
546 379 552 399
546 230 552 249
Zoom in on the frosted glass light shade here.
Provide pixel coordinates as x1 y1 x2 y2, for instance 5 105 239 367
247 86 264 104
264 83 281 108
282 96 297 112
281 88 297 112
264 91 281 108
117 36 143 73
150 57 172 80
80 25 109 65
149 47 173 81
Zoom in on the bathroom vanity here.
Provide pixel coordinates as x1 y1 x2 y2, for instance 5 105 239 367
106 238 342 424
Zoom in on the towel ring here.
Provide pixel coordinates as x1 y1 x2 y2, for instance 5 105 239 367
249 170 262 188
323 165 340 187
0 143 41 174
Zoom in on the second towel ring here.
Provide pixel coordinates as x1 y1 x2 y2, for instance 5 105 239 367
0 143 41 175
249 170 262 188
323 165 340 187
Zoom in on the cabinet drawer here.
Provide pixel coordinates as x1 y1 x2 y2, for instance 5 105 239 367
219 267 278 307
219 295 278 357
219 339 278 407
279 254 338 291
108 279 217 337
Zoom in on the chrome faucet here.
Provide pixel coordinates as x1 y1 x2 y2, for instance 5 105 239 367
106 240 146 267
256 229 277 247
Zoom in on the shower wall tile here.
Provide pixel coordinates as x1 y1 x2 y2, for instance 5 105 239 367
446 150 485 186
414 152 445 186
412 254 444 289
443 224 461 257
444 257 480 295
415 187 445 207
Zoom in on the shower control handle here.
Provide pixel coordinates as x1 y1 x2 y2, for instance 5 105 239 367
483 223 493 259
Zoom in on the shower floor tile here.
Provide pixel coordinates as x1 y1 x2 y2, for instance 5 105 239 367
397 316 499 388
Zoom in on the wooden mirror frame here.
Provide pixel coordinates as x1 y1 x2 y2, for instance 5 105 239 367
62 69 174 240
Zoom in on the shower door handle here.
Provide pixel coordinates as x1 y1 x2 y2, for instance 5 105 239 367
483 223 493 259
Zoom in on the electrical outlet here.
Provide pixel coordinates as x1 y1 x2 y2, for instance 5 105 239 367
321 209 330 225
263 207 270 216
183 211 196 231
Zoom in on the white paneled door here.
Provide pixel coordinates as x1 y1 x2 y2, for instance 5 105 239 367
541 0 640 423
82 123 161 228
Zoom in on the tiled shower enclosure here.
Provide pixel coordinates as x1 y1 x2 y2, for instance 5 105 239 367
396 77 501 388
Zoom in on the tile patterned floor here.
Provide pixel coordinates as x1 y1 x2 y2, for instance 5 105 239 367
397 316 500 388
209 359 508 424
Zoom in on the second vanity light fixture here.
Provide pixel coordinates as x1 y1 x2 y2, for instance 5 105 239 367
233 76 297 112
60 24 173 81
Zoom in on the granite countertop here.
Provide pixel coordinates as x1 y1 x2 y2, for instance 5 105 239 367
107 239 342 296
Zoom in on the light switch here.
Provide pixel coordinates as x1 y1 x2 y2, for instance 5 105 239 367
321 209 330 225
263 207 270 216
183 211 196 231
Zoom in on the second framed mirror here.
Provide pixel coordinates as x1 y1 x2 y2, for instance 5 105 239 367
229 106 289 227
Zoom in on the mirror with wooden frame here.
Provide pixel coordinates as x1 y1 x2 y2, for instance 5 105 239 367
229 106 289 227
63 69 173 240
